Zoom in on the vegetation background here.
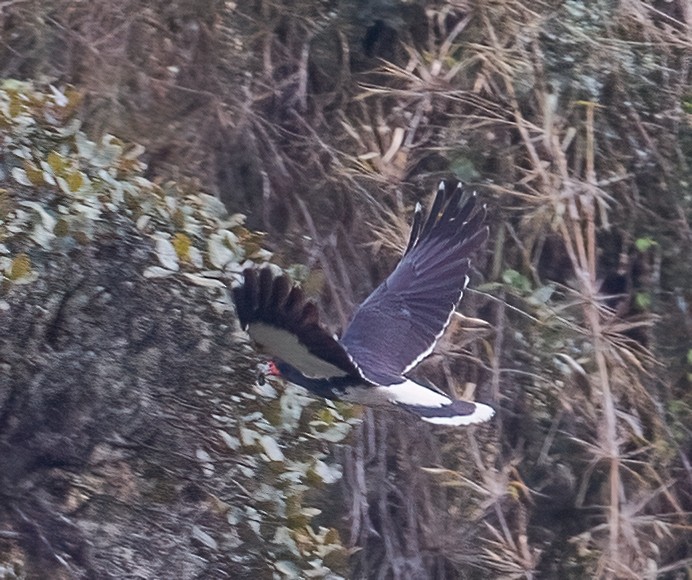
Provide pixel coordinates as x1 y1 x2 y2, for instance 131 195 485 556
0 0 690 578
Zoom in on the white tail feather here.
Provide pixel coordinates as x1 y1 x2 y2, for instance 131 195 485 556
419 402 495 426
340 379 495 427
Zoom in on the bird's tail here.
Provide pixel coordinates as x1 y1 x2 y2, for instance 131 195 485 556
396 400 495 426
382 379 495 426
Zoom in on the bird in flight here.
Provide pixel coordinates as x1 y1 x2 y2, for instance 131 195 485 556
232 182 494 426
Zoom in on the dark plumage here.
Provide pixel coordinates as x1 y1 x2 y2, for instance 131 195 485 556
232 181 494 426
341 184 488 385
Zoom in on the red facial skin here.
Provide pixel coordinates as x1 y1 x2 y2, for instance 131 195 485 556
267 361 281 376
256 361 281 385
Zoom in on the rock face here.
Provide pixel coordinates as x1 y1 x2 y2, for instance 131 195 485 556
0 221 256 579
0 83 350 580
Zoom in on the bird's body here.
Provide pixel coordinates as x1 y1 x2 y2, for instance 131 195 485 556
232 182 494 426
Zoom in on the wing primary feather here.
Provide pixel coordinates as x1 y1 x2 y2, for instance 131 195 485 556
450 190 476 228
247 268 260 315
461 224 490 255
458 207 488 245
341 181 488 385
258 267 274 312
419 181 448 240
231 285 248 328
233 267 362 380
300 302 320 326
284 285 305 323
237 268 258 329
438 182 463 222
269 275 291 318
404 202 424 256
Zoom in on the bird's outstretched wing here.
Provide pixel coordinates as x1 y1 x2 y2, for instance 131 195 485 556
232 267 361 379
340 182 488 385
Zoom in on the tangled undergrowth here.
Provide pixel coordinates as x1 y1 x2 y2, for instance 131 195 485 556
335 2 691 578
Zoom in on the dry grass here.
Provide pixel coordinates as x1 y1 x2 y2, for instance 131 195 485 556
335 1 690 578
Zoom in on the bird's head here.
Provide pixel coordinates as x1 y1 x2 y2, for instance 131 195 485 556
256 360 283 385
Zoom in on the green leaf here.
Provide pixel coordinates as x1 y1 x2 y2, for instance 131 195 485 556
9 253 32 280
634 292 651 310
502 268 532 293
47 150 68 175
172 232 192 261
66 170 85 192
635 237 657 252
